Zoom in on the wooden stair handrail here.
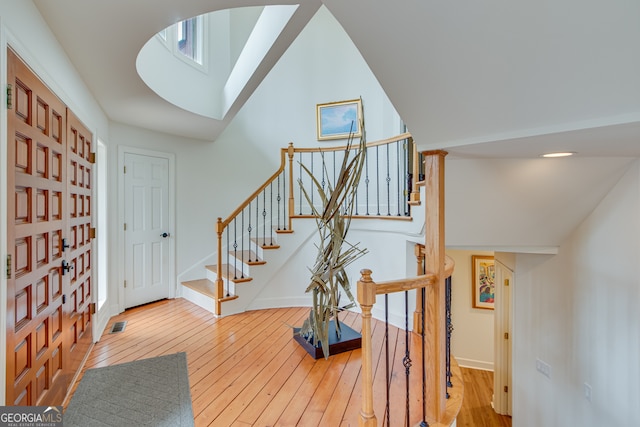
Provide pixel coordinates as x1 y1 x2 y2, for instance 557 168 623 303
219 143 293 229
292 132 412 154
364 255 454 296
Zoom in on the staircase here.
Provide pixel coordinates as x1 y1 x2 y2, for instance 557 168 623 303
181 219 319 316
180 133 421 317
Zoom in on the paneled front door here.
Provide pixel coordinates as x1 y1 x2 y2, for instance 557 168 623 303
6 48 94 406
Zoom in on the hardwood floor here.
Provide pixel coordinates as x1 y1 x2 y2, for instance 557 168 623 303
65 298 484 426
456 368 512 427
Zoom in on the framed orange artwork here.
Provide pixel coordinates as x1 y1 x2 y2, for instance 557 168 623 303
472 255 495 310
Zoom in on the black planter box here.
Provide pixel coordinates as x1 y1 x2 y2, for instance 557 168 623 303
293 320 362 359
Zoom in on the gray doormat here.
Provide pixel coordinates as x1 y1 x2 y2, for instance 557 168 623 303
64 352 194 427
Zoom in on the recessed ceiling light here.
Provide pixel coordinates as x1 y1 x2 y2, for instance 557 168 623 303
541 152 576 158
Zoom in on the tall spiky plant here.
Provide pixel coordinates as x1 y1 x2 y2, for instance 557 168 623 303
297 119 368 358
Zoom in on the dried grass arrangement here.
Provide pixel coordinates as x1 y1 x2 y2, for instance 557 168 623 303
296 120 368 358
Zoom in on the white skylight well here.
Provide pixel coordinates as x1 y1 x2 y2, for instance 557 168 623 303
137 6 298 120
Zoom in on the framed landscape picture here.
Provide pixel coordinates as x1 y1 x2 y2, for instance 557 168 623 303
316 98 362 140
472 255 495 310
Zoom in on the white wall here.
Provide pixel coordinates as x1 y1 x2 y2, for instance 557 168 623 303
445 157 633 249
448 249 495 370
513 160 640 427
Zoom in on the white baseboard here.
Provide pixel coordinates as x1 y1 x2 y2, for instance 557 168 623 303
93 307 111 343
455 357 494 371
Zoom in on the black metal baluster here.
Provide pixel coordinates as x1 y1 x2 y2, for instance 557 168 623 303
225 228 230 297
333 150 336 188
404 139 410 216
385 294 391 427
310 152 314 214
270 182 274 244
233 218 238 280
263 189 269 246
321 153 326 193
403 290 411 427
282 171 287 231
420 286 428 427
247 202 252 262
299 152 303 215
240 209 245 278
376 145 381 215
255 195 260 254
365 146 370 215
397 141 402 216
446 276 454 394
386 142 391 216
277 175 281 231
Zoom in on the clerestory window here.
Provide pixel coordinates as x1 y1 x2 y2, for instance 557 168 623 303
177 16 203 65
157 15 206 70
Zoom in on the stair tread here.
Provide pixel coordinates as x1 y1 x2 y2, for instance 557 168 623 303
182 279 216 298
206 264 253 283
275 229 294 234
250 237 280 249
182 279 240 303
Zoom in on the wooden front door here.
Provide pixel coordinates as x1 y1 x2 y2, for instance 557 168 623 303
6 48 93 406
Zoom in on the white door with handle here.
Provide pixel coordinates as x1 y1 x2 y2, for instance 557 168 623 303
123 152 171 308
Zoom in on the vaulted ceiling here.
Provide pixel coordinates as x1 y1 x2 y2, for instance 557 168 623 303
33 0 640 158
31 1 640 249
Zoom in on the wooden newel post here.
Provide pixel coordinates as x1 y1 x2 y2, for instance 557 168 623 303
357 269 377 427
215 217 224 316
423 150 448 422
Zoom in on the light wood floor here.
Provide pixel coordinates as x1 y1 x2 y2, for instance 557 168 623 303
65 298 503 426
456 368 512 427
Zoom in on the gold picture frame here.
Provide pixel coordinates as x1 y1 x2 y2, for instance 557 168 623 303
472 255 495 310
316 98 363 140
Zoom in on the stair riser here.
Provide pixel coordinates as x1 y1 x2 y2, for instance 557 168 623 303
203 270 237 295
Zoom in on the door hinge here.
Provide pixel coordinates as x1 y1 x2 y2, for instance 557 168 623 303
123 165 127 174
89 227 96 239
124 280 127 288
6 254 11 279
504 332 509 340
505 278 510 286
90 302 96 314
7 84 13 109
124 223 127 231
89 152 96 164
504 385 509 393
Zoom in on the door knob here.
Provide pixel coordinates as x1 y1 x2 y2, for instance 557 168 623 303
160 232 170 238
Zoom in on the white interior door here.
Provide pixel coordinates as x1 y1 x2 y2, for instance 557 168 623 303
123 152 171 308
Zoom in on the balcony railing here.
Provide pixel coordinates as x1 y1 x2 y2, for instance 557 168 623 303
357 150 460 426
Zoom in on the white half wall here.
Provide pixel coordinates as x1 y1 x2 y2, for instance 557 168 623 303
513 160 640 427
